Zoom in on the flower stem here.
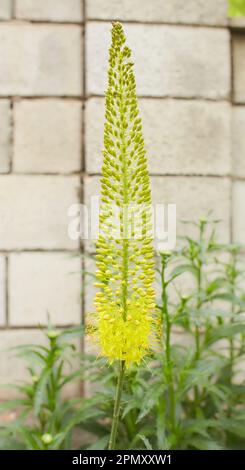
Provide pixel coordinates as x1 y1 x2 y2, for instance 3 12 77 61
161 256 176 434
108 361 125 450
194 221 205 414
229 253 236 384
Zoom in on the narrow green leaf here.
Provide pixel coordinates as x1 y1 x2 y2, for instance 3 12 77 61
169 264 198 283
33 367 51 415
137 434 153 450
207 322 245 344
86 436 109 450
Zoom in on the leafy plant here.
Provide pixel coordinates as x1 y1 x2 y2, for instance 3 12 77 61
0 325 99 450
82 220 245 450
141 221 244 449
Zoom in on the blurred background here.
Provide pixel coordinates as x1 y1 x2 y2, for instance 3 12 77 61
0 0 244 396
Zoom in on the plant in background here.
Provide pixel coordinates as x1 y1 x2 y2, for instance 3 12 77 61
136 220 245 449
228 0 245 16
0 326 99 450
83 220 245 450
210 244 245 447
92 22 155 449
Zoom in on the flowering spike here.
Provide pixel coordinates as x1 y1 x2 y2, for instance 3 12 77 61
93 22 155 367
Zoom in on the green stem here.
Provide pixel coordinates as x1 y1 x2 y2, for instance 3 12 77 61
108 54 128 451
195 265 202 361
108 361 125 450
124 375 136 442
227 253 237 421
229 319 235 389
117 52 129 321
161 258 176 433
194 265 201 414
229 258 236 384
194 324 200 362
194 224 204 414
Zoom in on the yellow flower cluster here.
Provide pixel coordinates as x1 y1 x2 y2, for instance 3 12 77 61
93 22 155 367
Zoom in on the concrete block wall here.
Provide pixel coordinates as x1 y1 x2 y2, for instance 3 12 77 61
0 0 244 395
0 0 83 395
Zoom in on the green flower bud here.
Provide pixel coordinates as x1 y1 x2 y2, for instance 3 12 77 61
47 330 60 339
41 433 53 445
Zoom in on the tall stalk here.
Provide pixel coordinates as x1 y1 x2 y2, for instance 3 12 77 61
193 259 202 412
228 249 237 383
193 220 206 413
107 36 129 448
108 361 125 449
160 254 176 435
93 22 155 450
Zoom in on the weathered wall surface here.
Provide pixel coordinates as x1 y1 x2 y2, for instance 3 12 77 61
0 0 244 395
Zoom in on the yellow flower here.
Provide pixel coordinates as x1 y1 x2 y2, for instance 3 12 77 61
93 22 155 368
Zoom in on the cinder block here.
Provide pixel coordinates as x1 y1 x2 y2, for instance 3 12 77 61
0 330 81 399
0 0 11 19
14 100 82 174
9 252 81 326
232 107 245 178
233 181 245 245
233 34 245 104
85 97 231 175
16 0 83 22
86 22 230 99
0 175 80 250
84 175 231 252
151 176 231 244
87 0 228 26
0 100 11 173
0 256 6 326
0 24 82 96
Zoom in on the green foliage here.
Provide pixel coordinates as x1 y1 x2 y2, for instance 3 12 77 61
80 220 245 450
228 0 245 16
0 325 99 450
0 221 245 450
